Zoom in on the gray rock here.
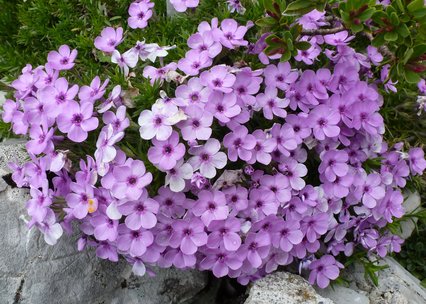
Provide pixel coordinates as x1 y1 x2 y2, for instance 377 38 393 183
316 285 370 304
0 139 208 304
341 258 426 304
0 139 28 176
244 271 334 304
400 191 421 239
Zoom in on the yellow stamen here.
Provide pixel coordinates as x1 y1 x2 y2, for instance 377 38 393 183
87 198 96 213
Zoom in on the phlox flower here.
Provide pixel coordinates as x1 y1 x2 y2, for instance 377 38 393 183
169 218 207 255
189 138 227 178
66 181 98 219
165 160 193 192
57 101 99 143
138 103 179 141
47 45 77 70
318 150 349 182
78 76 109 103
193 190 229 226
219 19 252 49
107 160 153 201
240 232 271 268
263 62 298 91
128 1 153 29
205 91 241 123
200 248 243 278
223 125 256 162
207 218 242 251
148 131 186 171
143 62 177 84
26 124 54 155
271 220 304 252
324 31 355 46
118 191 159 230
102 105 130 134
94 27 123 53
309 105 340 140
95 124 123 165
408 148 426 175
248 130 275 165
117 224 154 257
178 50 213 76
111 49 138 76
200 66 236 93
268 123 298 157
180 105 213 141
38 209 63 246
26 186 53 223
256 87 289 120
188 31 222 58
309 255 342 288
170 0 199 13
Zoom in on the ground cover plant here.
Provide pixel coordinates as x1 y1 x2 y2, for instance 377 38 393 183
1 0 426 291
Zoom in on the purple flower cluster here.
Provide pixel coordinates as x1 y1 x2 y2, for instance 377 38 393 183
4 3 426 290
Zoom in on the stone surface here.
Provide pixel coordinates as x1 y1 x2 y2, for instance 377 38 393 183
244 271 334 304
400 191 421 239
317 285 369 304
0 141 208 304
0 139 28 176
341 258 426 304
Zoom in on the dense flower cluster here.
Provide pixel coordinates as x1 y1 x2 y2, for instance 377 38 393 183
3 0 426 288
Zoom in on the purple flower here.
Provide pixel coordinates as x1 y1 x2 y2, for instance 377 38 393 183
109 160 153 200
111 49 138 76
223 186 248 214
78 76 109 103
324 31 354 46
200 66 236 93
175 77 209 105
26 186 52 223
248 130 275 165
170 0 199 12
103 105 130 134
263 62 298 91
354 173 385 208
367 46 383 66
138 103 179 140
207 218 242 251
189 138 227 178
26 124 54 155
297 9 327 29
408 148 426 175
256 87 289 120
128 1 153 29
47 45 77 70
155 187 186 218
302 213 329 242
38 77 79 117
309 255 342 288
66 181 98 219
319 150 349 182
148 131 186 171
224 126 256 162
309 105 340 140
219 19 251 49
240 232 271 268
117 224 154 257
143 63 177 84
193 190 229 226
271 220 304 252
249 188 278 216
180 105 213 141
165 160 193 192
269 123 298 157
418 79 426 94
38 210 63 245
373 190 404 223
188 31 222 58
94 27 123 53
227 0 246 14
57 101 99 142
118 191 159 230
259 173 291 205
169 218 207 255
200 248 243 278
205 91 241 123
95 125 123 164
91 212 119 242
178 50 212 76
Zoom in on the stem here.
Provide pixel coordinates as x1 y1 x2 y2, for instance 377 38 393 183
301 25 346 35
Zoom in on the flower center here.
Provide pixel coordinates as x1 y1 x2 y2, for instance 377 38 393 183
72 114 83 125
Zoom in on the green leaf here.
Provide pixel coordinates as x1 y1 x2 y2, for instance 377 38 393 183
407 0 425 13
389 12 400 26
359 8 375 22
256 17 277 27
384 31 398 41
284 0 321 15
404 69 421 83
295 41 311 50
412 44 426 59
397 24 410 38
